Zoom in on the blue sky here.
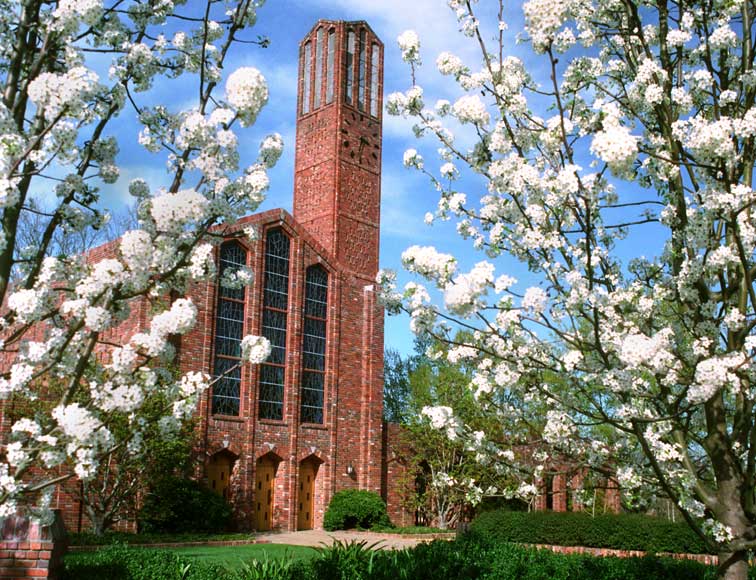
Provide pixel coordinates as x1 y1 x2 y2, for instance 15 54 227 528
96 0 499 356
93 1 667 356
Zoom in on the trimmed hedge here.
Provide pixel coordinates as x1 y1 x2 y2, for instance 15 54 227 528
62 545 225 580
323 490 391 531
69 531 253 546
470 510 712 555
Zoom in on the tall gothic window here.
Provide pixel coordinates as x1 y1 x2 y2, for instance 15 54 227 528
357 29 367 111
302 41 311 115
259 229 289 420
314 28 323 109
300 266 328 424
326 29 335 104
344 30 355 105
212 242 247 416
370 44 380 117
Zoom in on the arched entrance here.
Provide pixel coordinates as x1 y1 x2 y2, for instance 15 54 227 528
297 457 320 530
255 454 278 531
207 450 236 500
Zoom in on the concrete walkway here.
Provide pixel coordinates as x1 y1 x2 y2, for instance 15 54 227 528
255 529 453 550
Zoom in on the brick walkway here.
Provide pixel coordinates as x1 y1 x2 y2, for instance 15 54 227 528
255 530 454 550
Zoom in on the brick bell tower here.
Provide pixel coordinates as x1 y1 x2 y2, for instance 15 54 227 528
293 20 383 278
293 21 385 496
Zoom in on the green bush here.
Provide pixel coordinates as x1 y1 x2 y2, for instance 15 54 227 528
138 476 232 533
323 490 391 531
470 510 712 555
62 545 225 580
258 536 721 580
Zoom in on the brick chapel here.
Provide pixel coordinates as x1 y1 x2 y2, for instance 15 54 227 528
56 19 390 534
176 19 388 532
192 18 388 532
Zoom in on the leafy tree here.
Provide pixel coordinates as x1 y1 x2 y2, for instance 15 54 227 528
76 395 198 535
383 348 415 425
387 337 516 529
381 1 756 578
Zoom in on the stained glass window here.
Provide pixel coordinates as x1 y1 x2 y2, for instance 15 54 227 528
358 29 367 111
259 229 289 420
212 242 247 416
326 30 335 104
344 31 355 105
370 44 380 117
314 28 323 109
302 41 311 115
300 266 327 424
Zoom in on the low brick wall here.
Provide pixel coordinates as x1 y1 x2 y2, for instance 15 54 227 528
527 542 718 566
0 512 67 579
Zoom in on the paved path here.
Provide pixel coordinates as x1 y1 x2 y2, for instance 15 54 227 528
255 530 452 550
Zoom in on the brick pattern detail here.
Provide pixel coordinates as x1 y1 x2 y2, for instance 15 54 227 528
0 512 67 579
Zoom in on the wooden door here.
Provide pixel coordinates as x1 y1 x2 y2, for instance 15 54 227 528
207 453 232 499
297 460 317 530
255 456 276 531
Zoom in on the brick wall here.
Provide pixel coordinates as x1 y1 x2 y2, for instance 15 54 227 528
0 512 67 580
382 422 415 527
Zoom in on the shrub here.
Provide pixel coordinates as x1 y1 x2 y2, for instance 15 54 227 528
276 536 720 580
231 551 297 580
138 476 232 533
62 545 224 580
323 490 391 531
469 510 712 555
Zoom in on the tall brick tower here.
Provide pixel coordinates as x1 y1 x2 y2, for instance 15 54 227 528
293 21 385 496
293 20 383 277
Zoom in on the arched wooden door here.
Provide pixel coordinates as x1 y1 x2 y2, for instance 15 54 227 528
255 455 276 531
207 453 234 499
297 458 318 530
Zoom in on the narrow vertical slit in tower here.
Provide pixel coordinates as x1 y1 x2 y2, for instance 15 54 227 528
314 28 323 109
345 30 355 105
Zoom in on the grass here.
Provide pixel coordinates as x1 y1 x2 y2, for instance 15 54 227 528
69 531 256 546
64 542 318 573
164 543 317 571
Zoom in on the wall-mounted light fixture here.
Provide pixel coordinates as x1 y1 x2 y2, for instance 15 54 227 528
346 462 356 478
222 439 230 449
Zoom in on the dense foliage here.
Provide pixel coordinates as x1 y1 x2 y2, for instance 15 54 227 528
64 536 736 580
138 476 232 533
471 510 711 554
323 490 391 531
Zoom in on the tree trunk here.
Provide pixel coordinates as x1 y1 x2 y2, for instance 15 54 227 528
89 512 110 537
718 550 748 580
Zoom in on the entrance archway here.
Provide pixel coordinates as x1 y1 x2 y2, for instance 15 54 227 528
297 457 320 530
255 454 278 531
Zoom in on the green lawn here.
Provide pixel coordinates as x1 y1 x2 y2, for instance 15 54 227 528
169 543 317 571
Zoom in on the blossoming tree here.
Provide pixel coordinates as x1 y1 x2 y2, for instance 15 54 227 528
0 0 277 523
382 1 756 577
